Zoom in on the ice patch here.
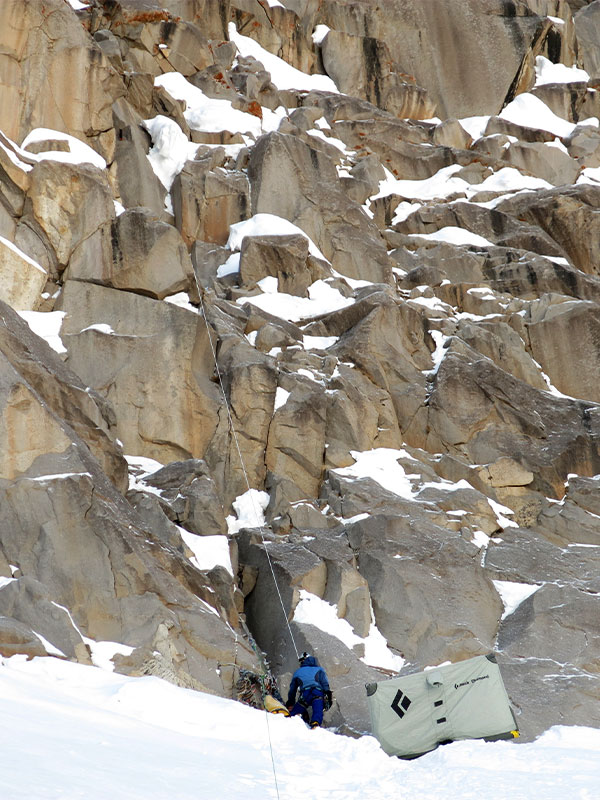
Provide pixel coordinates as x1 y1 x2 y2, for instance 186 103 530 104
302 335 338 350
488 498 518 529
392 201 422 225
534 56 589 86
425 330 448 376
217 252 241 278
307 129 350 153
499 93 597 139
312 25 331 45
84 640 135 672
332 448 417 499
373 164 466 202
164 292 198 313
458 116 491 141
80 323 115 335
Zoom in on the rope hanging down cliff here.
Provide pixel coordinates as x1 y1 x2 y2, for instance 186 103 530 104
194 281 291 800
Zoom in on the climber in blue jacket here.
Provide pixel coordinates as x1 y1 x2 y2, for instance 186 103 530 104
286 652 333 728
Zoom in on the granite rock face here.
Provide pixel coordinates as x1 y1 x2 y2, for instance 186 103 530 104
2 0 600 746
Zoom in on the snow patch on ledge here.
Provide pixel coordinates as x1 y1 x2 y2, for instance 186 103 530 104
178 531 233 576
332 448 418 500
236 277 353 323
227 214 327 261
229 23 339 93
493 580 541 619
499 92 597 139
20 128 107 170
226 488 270 534
155 73 263 137
293 590 404 672
17 310 66 354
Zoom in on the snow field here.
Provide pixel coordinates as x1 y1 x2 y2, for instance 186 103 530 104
0 656 599 800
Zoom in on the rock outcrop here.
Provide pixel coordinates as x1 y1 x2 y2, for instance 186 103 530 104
2 0 600 748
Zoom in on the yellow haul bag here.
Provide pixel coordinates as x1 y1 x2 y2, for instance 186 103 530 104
264 694 290 716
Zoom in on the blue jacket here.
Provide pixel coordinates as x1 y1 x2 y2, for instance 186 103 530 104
287 657 330 706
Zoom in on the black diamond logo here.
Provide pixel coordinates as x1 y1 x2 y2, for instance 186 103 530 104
391 689 412 719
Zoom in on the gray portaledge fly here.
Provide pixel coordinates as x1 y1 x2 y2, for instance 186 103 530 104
366 653 519 759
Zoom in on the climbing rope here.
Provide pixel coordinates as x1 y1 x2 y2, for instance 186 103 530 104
194 281 300 800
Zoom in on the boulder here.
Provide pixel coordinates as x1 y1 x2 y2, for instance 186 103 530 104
564 124 600 166
28 161 115 271
112 98 168 216
0 0 123 154
0 617 48 659
239 234 320 296
0 576 92 663
454 318 548 390
320 0 574 118
266 375 327 499
426 340 600 497
332 301 432 436
432 118 473 149
497 184 600 275
142 459 228 536
172 154 250 247
500 655 600 742
57 281 221 464
498 583 600 709
478 457 534 489
482 248 600 302
483 115 556 143
530 81 589 123
0 300 127 490
396 200 566 260
0 470 259 691
247 132 392 283
324 363 403 466
91 1 215 77
346 513 503 665
205 338 278 504
575 0 600 77
230 1 317 75
526 299 600 402
486 524 600 585
67 206 194 300
502 140 580 186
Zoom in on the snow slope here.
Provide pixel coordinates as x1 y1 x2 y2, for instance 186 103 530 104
1 656 598 800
